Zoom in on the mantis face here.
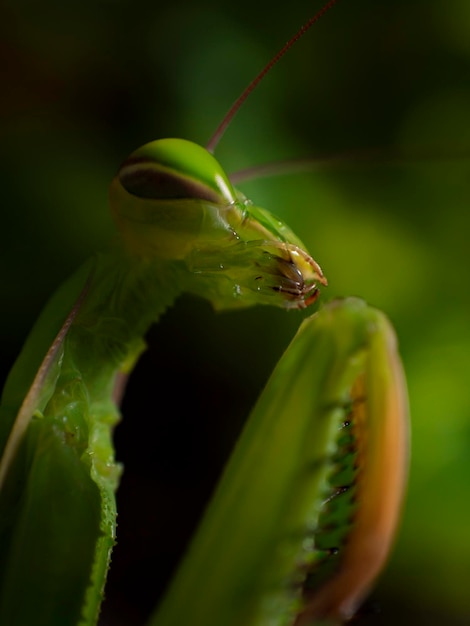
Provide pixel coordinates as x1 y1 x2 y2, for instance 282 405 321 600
110 138 327 309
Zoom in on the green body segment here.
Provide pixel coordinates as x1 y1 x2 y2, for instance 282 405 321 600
0 252 182 626
0 138 328 625
148 298 408 626
294 300 409 624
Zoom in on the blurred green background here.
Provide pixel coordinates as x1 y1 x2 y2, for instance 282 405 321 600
1 0 469 624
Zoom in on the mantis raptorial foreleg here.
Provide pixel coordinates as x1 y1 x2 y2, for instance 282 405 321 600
148 297 408 626
0 2 409 625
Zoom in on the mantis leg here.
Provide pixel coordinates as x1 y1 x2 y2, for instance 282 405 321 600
148 297 409 626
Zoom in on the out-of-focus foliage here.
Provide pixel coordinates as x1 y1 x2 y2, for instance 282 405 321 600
1 0 469 624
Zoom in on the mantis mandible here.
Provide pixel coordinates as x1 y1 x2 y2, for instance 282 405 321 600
0 1 409 625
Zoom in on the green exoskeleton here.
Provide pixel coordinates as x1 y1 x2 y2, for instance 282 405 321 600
0 1 409 625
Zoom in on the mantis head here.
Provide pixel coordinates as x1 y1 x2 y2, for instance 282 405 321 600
109 138 326 310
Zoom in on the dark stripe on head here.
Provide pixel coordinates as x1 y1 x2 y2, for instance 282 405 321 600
119 156 223 203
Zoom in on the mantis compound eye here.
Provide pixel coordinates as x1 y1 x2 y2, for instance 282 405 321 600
118 138 237 204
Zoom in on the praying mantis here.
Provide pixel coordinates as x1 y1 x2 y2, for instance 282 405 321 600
0 1 411 625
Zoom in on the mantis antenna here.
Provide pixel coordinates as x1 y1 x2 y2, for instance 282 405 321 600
205 0 340 154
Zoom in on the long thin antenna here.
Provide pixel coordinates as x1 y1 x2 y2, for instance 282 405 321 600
206 0 340 154
228 146 470 185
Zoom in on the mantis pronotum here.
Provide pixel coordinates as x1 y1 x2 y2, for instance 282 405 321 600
0 2 409 625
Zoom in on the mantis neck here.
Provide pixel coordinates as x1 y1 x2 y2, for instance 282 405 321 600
74 249 183 371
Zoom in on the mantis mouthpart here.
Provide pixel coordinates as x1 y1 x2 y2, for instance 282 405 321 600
0 1 410 624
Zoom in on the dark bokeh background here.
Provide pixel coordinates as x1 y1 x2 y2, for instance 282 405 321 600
1 0 470 624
